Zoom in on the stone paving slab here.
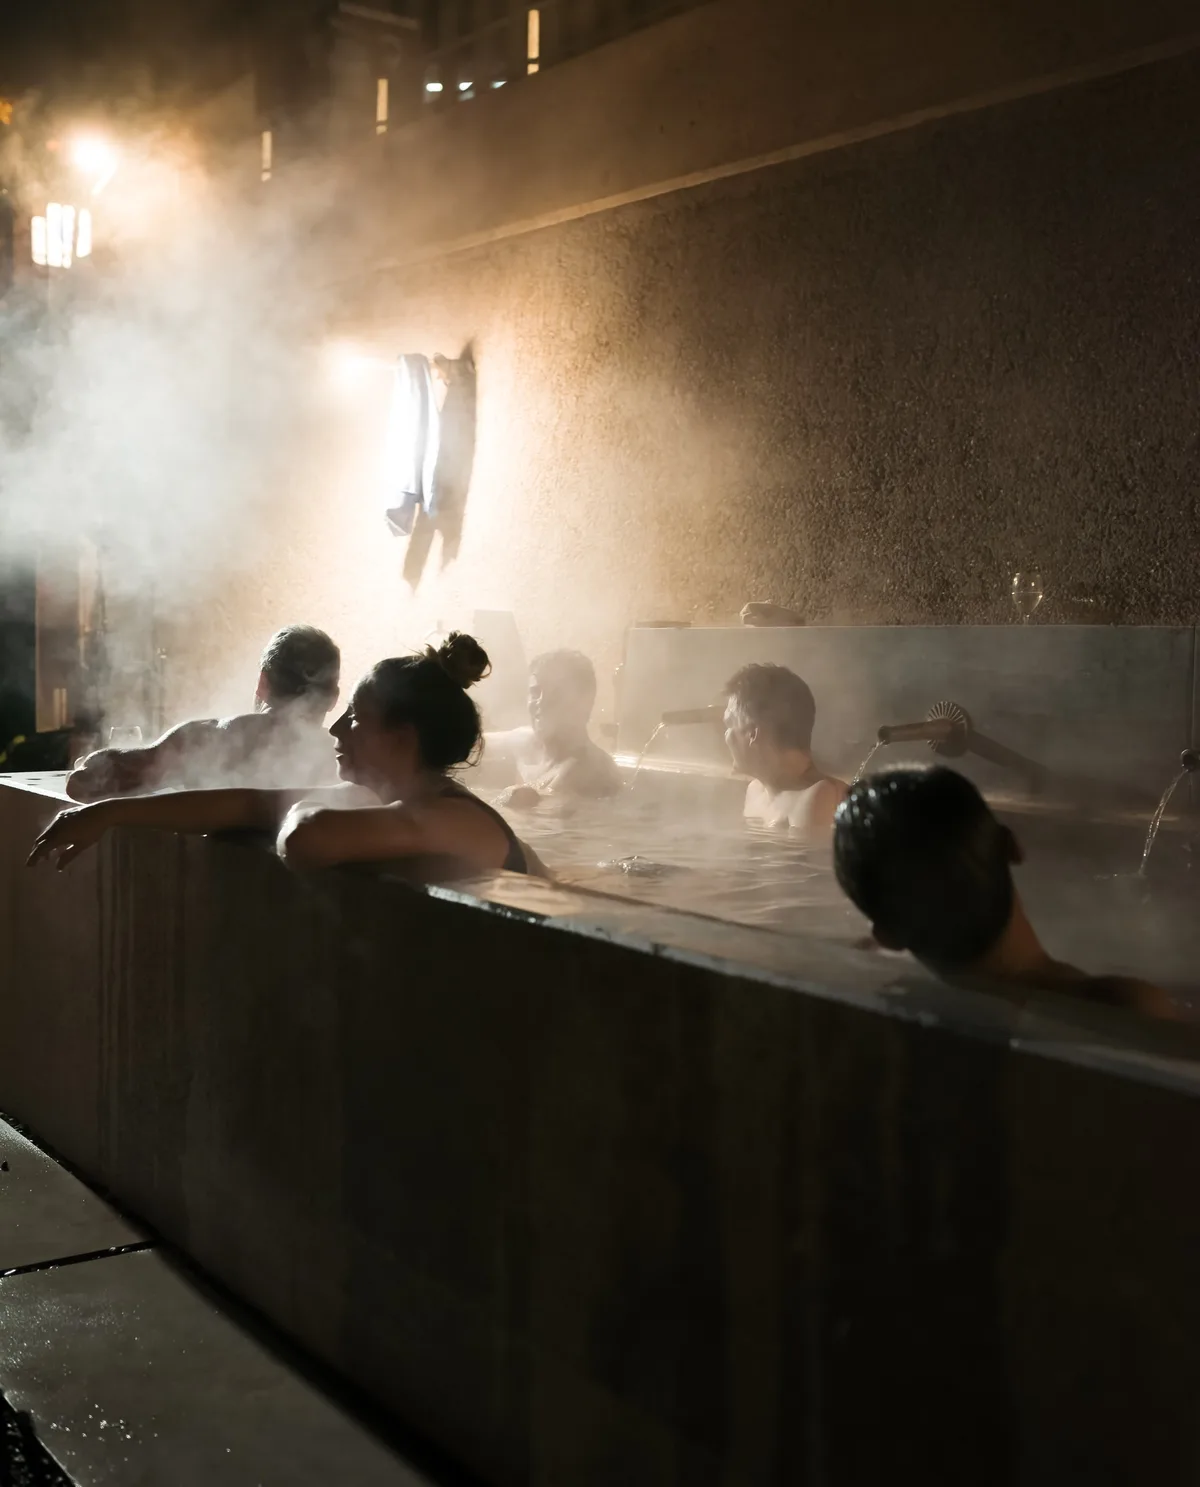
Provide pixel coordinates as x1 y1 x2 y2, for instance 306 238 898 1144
0 1249 433 1486
0 1118 144 1274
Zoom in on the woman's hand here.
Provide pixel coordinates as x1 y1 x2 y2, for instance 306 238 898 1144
27 803 115 870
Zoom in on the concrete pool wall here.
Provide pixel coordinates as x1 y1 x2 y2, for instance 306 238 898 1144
1 774 1199 1484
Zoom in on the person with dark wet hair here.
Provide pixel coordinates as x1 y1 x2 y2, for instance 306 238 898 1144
486 648 620 808
833 765 1179 1019
32 633 537 879
723 663 846 839
65 624 341 800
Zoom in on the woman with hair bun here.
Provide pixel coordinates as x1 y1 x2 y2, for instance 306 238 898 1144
30 634 534 879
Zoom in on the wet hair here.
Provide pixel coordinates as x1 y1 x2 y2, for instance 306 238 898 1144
833 766 1015 969
724 663 816 751
530 649 597 708
364 631 491 772
260 625 340 710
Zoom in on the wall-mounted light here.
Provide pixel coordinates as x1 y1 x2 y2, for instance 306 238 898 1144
324 340 393 392
527 8 541 74
261 129 273 182
376 77 389 134
385 354 442 536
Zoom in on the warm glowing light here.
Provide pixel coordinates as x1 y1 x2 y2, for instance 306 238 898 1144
37 203 88 268
261 129 273 182
324 341 393 391
71 135 119 194
376 77 388 133
527 7 540 73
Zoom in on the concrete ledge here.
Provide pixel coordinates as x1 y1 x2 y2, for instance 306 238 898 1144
2 775 1200 1484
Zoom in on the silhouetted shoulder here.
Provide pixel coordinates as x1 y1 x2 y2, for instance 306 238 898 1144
1079 975 1183 1021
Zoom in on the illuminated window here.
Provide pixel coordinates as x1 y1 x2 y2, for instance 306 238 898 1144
526 8 540 73
76 208 92 259
376 77 388 134
261 129 272 182
46 203 64 267
31 215 47 266
60 204 75 268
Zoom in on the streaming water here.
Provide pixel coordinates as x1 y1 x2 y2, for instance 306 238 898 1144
627 723 666 789
1137 769 1188 877
851 741 885 785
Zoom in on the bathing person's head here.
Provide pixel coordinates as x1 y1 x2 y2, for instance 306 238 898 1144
833 766 1019 970
257 626 341 716
723 663 816 783
330 632 490 794
528 650 597 743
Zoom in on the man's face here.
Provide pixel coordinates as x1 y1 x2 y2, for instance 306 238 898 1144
723 697 760 777
529 666 589 739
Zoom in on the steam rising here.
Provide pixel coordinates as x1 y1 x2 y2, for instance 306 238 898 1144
0 123 340 723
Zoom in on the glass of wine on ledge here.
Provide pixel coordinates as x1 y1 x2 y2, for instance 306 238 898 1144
1011 568 1044 623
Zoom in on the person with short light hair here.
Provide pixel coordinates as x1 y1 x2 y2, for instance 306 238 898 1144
833 765 1180 1019
723 662 846 839
65 624 341 800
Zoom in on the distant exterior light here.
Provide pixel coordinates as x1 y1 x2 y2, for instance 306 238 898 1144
425 80 443 94
376 77 388 134
491 80 506 88
261 129 272 182
36 203 88 268
71 135 119 193
527 7 540 73
458 81 472 92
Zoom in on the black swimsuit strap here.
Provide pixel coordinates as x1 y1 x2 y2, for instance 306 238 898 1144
438 780 528 874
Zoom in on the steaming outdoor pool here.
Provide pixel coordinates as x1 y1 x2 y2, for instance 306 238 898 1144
496 797 862 937
492 790 1200 1008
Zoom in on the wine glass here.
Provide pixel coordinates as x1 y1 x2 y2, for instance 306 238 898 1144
1011 569 1044 624
108 726 143 748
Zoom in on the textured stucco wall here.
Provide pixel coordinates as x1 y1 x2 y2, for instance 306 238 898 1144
162 13 1200 721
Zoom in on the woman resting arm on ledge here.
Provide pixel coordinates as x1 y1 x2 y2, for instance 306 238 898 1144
29 634 532 879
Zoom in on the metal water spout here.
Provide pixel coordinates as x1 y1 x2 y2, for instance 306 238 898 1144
857 701 1047 793
876 701 971 756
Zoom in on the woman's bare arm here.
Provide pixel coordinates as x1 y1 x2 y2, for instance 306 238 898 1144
28 787 316 869
278 795 510 874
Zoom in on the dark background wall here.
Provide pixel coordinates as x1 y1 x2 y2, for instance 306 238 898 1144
178 0 1200 713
